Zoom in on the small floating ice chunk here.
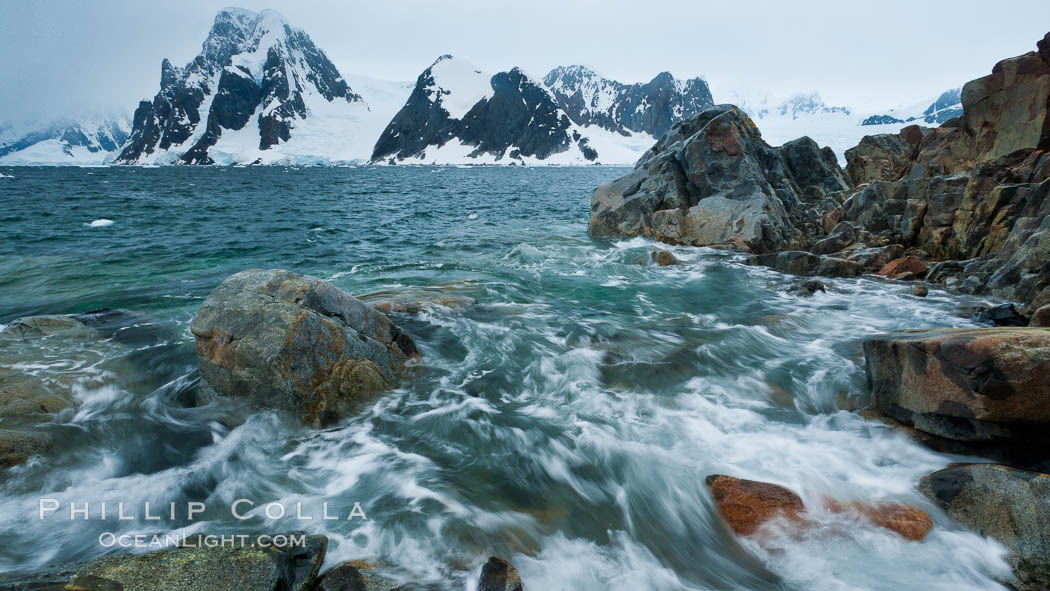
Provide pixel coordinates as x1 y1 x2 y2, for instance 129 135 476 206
88 219 114 227
467 213 479 220
0 173 13 178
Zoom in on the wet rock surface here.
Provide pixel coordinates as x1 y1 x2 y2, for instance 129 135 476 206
358 289 477 314
191 269 419 427
864 327 1050 464
590 32 1050 312
478 556 524 591
705 474 931 541
919 464 1050 591
0 309 162 468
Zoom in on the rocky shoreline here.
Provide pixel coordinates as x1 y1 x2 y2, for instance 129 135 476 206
2 29 1049 591
590 31 1050 590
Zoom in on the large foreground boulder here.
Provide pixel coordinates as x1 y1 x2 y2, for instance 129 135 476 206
0 533 327 591
919 464 1050 590
864 328 1050 468
589 105 851 253
191 269 419 427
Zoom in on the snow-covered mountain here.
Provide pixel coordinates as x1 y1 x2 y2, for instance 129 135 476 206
116 8 410 165
543 65 713 138
721 90 963 163
0 114 131 165
371 56 654 165
860 88 962 126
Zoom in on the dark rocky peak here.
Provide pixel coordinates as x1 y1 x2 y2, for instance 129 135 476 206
861 88 963 127
0 116 130 160
544 65 714 138
117 7 358 164
921 88 963 124
370 54 491 162
372 58 597 163
458 67 581 160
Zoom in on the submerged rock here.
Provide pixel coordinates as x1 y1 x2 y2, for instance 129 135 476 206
191 269 419 427
478 556 524 591
650 249 678 266
705 474 931 541
706 475 805 536
864 328 1050 447
919 463 1050 590
0 310 154 468
786 279 826 296
912 285 929 297
0 429 52 467
359 289 477 314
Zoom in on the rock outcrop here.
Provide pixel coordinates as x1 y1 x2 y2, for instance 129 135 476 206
919 464 1050 590
589 105 851 253
590 32 1050 311
191 269 419 427
0 533 327 591
0 310 154 468
705 474 932 541
864 328 1050 468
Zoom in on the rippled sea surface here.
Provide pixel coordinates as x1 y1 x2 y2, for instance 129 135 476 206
0 166 1015 590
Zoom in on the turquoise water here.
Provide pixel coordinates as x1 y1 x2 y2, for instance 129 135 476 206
0 166 1013 590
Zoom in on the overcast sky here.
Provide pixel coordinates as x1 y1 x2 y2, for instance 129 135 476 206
1 0 1048 122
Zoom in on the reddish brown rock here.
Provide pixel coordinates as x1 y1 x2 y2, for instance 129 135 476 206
876 256 927 279
864 327 1050 443
705 475 805 536
705 474 932 541
824 499 933 541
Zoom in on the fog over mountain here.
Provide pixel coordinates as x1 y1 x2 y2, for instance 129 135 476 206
2 0 1048 125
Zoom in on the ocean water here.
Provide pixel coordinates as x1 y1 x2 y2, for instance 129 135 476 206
0 166 1015 590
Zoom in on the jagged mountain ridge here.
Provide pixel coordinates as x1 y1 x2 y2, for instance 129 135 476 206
543 65 714 138
371 56 652 164
116 8 376 165
0 115 131 165
718 90 966 163
860 88 963 126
